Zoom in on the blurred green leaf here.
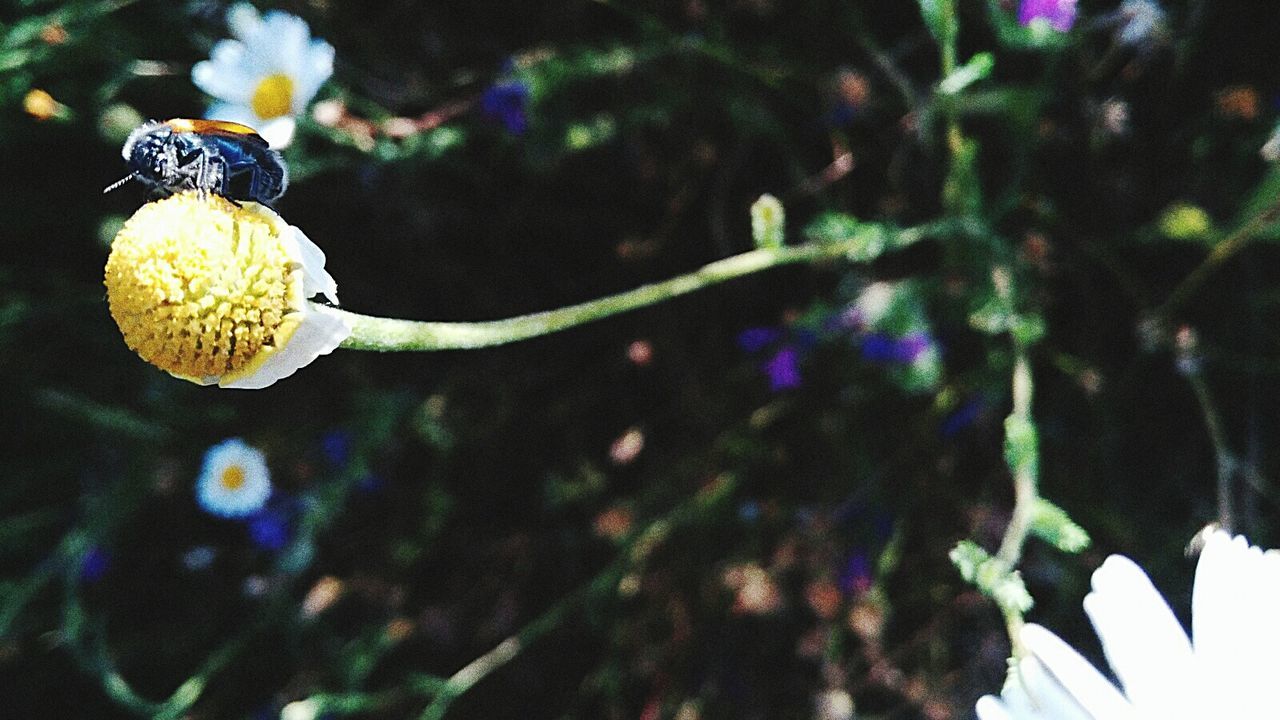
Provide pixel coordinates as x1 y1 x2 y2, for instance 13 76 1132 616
1029 498 1091 553
938 52 994 95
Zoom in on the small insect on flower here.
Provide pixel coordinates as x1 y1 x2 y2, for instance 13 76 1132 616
105 118 288 205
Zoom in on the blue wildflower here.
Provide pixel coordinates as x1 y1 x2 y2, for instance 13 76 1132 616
860 332 934 364
81 547 110 583
247 508 291 551
737 326 783 353
480 80 530 135
320 429 352 466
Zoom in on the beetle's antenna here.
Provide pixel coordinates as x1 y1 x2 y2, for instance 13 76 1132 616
103 173 137 194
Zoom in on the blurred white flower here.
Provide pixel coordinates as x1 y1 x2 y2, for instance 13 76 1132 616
1115 0 1165 48
1261 123 1280 163
197 438 272 518
280 698 320 720
976 530 1280 719
192 3 334 148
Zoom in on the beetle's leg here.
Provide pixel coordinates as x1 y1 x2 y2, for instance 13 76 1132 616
197 154 228 198
226 163 274 205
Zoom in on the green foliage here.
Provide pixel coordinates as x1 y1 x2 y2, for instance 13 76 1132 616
1030 498 1091 553
950 540 1033 615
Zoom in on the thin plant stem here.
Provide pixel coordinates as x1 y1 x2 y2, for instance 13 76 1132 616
332 226 938 352
1151 198 1280 323
1186 371 1236 533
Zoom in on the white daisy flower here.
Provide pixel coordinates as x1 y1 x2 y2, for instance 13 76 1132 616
196 438 272 518
104 192 351 389
192 3 334 148
976 529 1280 719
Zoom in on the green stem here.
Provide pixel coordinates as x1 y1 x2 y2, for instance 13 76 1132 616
332 229 927 352
996 348 1036 568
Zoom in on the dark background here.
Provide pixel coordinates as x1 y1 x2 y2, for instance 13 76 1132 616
3 0 1280 717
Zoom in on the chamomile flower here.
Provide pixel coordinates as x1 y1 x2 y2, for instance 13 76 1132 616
104 192 351 389
976 529 1280 719
191 3 334 148
196 438 272 518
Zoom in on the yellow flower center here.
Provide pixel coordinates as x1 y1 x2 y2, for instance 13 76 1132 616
220 465 247 491
251 73 295 120
104 192 304 384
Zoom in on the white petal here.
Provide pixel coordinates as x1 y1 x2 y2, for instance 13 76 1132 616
1082 555 1194 715
204 101 259 127
976 696 1017 720
290 40 335 113
219 303 350 389
257 116 297 149
259 11 311 76
226 2 263 41
1192 532 1280 713
192 41 255 103
1020 624 1136 720
292 227 338 303
201 104 295 148
1000 655 1095 720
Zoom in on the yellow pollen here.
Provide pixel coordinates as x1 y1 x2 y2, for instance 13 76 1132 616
251 73 295 120
104 192 303 384
220 465 247 491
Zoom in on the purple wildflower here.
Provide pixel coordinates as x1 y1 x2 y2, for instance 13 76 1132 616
764 346 802 391
480 80 530 135
1018 0 1077 31
894 332 933 363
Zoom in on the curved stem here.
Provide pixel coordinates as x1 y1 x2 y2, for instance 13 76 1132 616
332 226 934 352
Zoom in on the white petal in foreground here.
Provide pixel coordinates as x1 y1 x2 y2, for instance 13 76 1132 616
1082 556 1195 716
976 530 1280 720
